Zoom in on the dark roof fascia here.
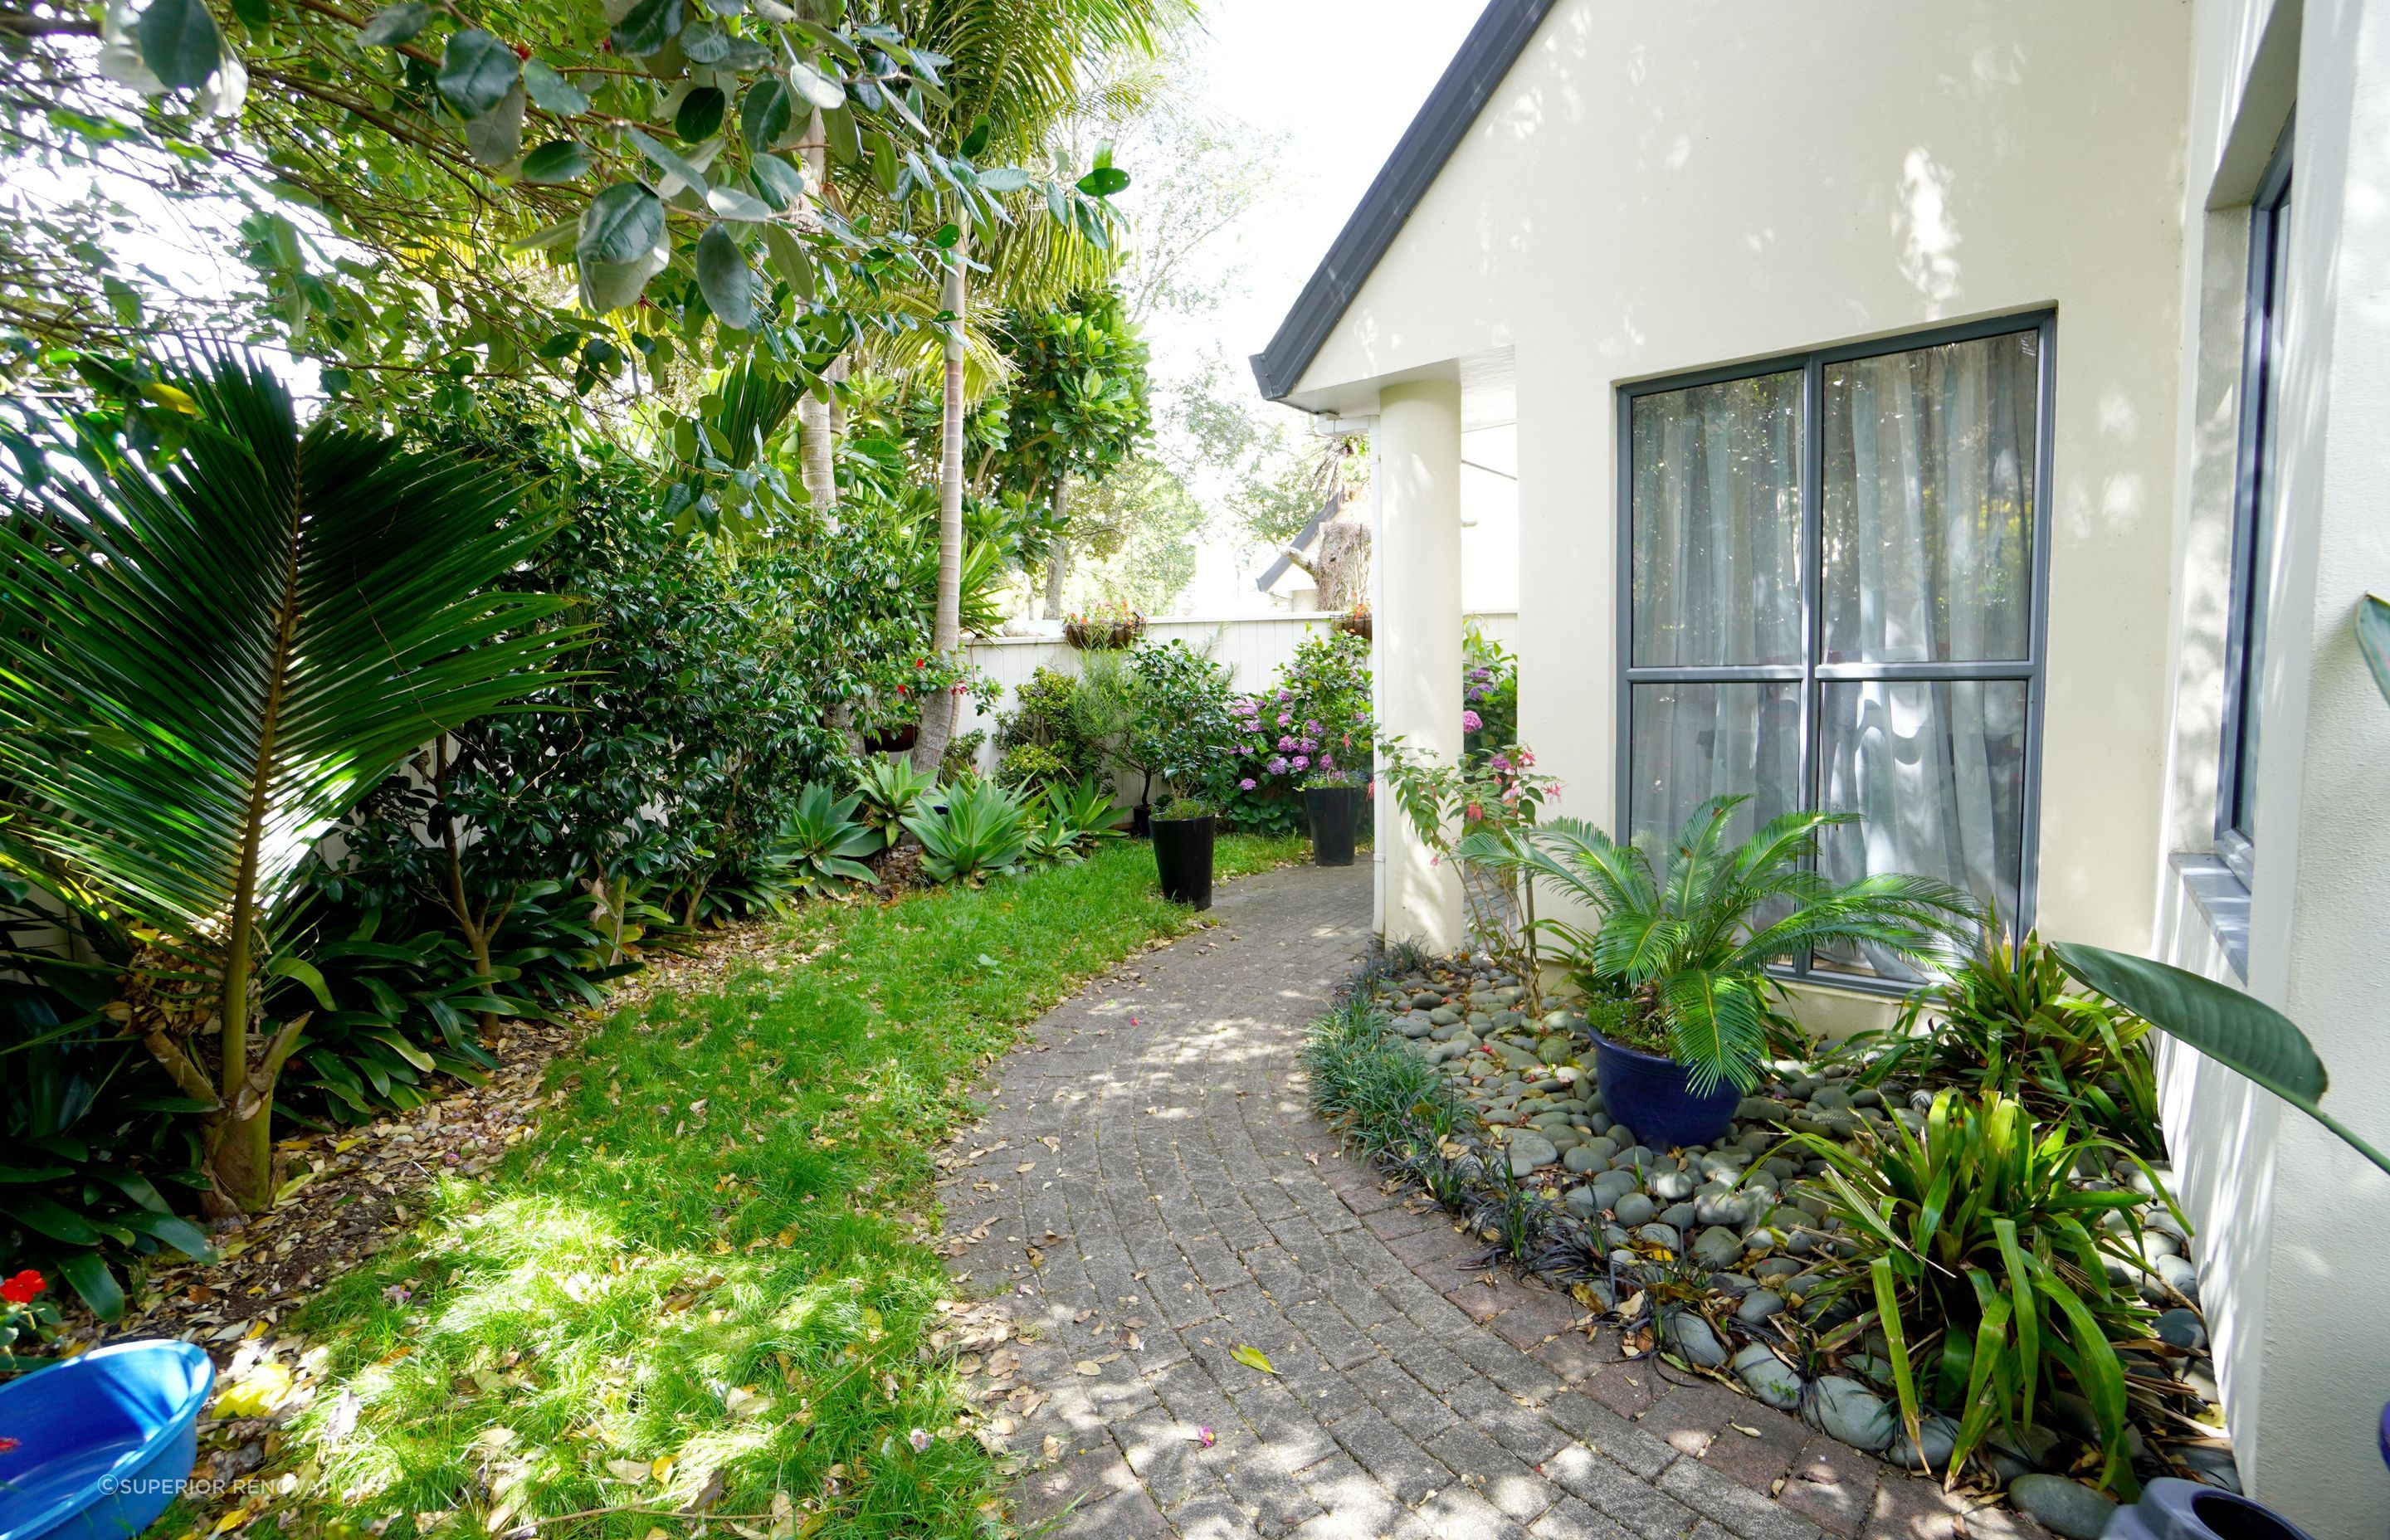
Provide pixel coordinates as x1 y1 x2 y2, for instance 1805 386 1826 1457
1256 490 1342 592
1247 0 1562 403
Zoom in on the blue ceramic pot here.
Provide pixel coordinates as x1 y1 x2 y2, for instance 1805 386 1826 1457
2102 1476 2311 1539
1590 1031 1739 1149
0 1339 215 1540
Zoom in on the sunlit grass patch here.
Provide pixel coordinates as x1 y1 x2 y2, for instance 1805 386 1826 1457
237 833 1301 1539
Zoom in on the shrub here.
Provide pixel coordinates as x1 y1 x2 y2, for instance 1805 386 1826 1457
905 780 1035 884
1856 929 2164 1157
1224 627 1373 831
1785 1089 2177 1494
1077 641 1241 808
1464 624 1519 756
993 666 1103 792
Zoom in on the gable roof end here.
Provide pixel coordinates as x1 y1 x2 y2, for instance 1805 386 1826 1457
1247 0 1562 403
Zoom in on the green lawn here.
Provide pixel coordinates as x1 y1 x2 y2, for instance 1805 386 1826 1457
234 834 1303 1540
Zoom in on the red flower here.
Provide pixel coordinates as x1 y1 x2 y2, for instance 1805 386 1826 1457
0 1270 42 1305
0 1435 18 1452
513 41 531 60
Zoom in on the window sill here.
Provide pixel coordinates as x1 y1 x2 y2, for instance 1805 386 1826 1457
2171 851 2251 982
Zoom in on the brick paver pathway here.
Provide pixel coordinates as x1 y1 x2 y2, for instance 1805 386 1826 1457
936 863 2035 1540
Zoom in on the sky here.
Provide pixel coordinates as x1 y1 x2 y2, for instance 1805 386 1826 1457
1169 0 1482 374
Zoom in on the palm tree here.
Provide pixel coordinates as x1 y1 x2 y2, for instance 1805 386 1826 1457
1466 796 1976 1093
0 354 579 1212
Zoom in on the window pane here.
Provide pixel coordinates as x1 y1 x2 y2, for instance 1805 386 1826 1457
1627 682 1801 848
1821 332 2039 663
1812 680 2028 982
1631 371 1804 667
2229 188 2292 843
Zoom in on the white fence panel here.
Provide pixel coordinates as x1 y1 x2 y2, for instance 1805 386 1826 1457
956 611 1518 772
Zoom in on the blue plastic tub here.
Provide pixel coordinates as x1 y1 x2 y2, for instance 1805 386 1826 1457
0 1340 215 1540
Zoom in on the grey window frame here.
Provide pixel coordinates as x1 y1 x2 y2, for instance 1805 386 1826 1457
2215 122 2295 887
1614 310 2058 993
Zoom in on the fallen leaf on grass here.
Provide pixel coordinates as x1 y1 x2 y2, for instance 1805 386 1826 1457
1228 1345 1275 1375
724 1386 773 1417
606 1459 652 1482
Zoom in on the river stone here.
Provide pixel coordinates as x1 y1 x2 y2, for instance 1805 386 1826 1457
2007 1476 2119 1540
1752 1257 1803 1280
1695 1193 1751 1228
1736 1097 1780 1121
1662 1311 1729 1368
1393 1014 1434 1038
1690 1226 1745 1268
1659 1201 1699 1231
1890 1413 1958 1471
1636 1222 1682 1251
1612 1144 1655 1175
2153 1252 2200 1304
1649 1169 1697 1201
1805 1375 1895 1451
1730 1343 1802 1410
1734 1288 1786 1326
1409 992 1442 1011
1507 1131 1559 1176
1612 1192 1656 1226
1563 1186 1601 1217
1591 1170 1640 1209
2155 1307 2207 1350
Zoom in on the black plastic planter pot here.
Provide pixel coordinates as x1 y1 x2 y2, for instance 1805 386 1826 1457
1151 814 1215 909
1590 1031 1739 1149
1304 784 1362 866
2104 1478 2313 1540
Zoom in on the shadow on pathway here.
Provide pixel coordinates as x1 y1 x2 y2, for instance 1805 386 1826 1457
935 863 2031 1540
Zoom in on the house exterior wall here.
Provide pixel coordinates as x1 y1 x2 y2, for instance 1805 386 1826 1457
2152 0 2390 1526
1285 0 2195 992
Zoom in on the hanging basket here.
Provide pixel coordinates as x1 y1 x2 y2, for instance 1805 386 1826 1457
1064 609 1145 651
1333 603 1372 641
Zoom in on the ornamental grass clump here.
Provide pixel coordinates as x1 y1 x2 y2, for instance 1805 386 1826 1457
1857 928 2164 1158
1784 1089 2181 1494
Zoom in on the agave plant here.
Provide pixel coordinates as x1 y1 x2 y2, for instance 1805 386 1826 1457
852 754 939 849
0 354 578 1213
1857 928 2163 1157
902 778 1032 885
1783 1089 2177 1494
764 784 882 899
1467 796 1975 1093
1028 776 1126 865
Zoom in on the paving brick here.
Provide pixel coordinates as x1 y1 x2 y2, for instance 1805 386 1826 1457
932 863 1847 1540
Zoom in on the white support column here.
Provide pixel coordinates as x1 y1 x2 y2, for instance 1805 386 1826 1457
1374 378 1465 950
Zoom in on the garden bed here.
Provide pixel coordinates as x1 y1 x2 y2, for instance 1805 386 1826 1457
1305 951 2239 1537
44 835 1299 1540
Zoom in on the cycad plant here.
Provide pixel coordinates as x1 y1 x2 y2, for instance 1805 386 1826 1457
0 355 577 1213
1785 1089 2175 1494
1478 796 1973 1092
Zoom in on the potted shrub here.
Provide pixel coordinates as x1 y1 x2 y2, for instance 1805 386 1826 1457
1486 795 1972 1147
1301 770 1364 867
1149 794 1217 909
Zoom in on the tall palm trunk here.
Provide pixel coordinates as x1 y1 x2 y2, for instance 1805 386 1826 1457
912 210 970 777
797 107 840 513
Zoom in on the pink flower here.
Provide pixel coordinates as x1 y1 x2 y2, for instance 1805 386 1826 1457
1291 756 1309 772
1296 738 1315 753
1461 709 1483 732
1304 719 1320 733
1277 713 1292 728
1267 756 1288 775
1278 735 1296 752
1319 754 1335 770
1239 777 1256 790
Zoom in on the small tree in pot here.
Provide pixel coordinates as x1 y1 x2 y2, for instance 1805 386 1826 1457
1476 796 1974 1147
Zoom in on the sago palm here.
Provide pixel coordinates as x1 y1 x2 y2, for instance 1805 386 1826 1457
0 354 579 1212
1474 796 1975 1092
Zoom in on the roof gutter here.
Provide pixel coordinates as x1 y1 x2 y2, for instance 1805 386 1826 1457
1246 0 1562 403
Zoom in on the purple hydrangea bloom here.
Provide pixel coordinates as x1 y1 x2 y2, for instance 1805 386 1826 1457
1304 719 1321 734
1278 735 1296 752
1291 756 1309 772
1239 777 1257 790
1462 709 1483 732
1267 755 1289 775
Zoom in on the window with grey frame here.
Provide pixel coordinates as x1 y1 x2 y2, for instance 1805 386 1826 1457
2216 126 2294 885
1618 315 2053 988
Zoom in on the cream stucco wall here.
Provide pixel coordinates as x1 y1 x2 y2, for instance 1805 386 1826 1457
2152 0 2390 1528
1286 0 2193 974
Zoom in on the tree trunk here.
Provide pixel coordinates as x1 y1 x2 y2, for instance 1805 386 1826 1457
910 211 970 778
797 107 838 513
1042 479 1071 617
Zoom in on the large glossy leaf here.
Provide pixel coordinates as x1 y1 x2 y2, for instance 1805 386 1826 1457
1075 165 1129 197
461 83 527 167
577 181 663 266
2054 942 2389 1175
135 0 223 90
437 29 520 121
625 126 710 196
519 139 591 184
2359 593 2390 708
2053 943 2325 1100
675 85 727 141
762 223 813 300
695 223 754 330
785 55 845 110
740 76 793 152
521 59 588 115
52 1249 126 1320
610 0 684 57
354 1 428 47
